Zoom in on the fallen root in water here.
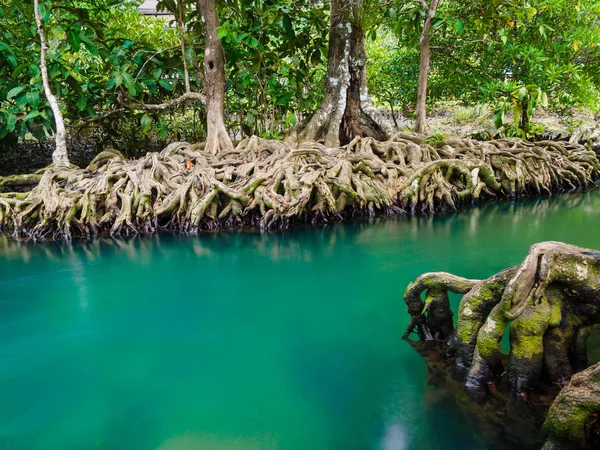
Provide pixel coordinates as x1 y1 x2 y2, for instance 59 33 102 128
0 133 598 240
404 242 600 405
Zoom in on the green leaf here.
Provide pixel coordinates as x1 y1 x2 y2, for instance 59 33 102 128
455 19 464 35
51 25 66 40
7 86 25 99
123 40 135 49
15 93 29 107
80 34 99 56
142 78 158 94
248 37 259 48
513 104 523 126
76 95 87 111
141 114 152 134
157 118 168 140
158 79 173 91
26 90 40 108
23 110 41 122
282 14 296 40
6 114 17 132
517 86 528 100
6 54 17 68
275 91 294 106
217 27 228 40
493 109 503 129
122 72 136 96
68 30 81 52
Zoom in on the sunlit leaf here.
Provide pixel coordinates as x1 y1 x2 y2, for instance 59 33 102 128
7 86 25 99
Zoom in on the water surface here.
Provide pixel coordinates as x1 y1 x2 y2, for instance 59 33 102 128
1 192 600 450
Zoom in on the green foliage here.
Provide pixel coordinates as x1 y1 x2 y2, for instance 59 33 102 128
423 127 449 146
0 0 182 146
217 0 329 138
491 82 548 139
449 104 491 126
374 0 600 130
366 30 419 114
1 0 329 147
2 0 599 151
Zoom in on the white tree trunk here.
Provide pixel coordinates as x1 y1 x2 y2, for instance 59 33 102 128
33 0 69 167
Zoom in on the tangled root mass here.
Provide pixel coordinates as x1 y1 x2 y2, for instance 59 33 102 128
0 133 598 240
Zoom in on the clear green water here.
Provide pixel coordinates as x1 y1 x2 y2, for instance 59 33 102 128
1 192 600 450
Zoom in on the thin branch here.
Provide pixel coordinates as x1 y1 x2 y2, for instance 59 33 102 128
417 0 430 11
176 0 191 93
134 45 183 83
71 108 126 130
121 91 206 111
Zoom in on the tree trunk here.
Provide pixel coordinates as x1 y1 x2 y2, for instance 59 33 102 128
414 0 441 135
33 0 69 167
520 98 530 132
299 0 394 148
196 0 233 155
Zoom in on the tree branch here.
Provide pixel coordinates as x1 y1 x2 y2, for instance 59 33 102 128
417 0 430 11
176 0 191 93
121 91 206 111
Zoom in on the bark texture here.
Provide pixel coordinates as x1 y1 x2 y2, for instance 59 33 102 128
542 362 600 450
0 135 597 240
33 0 69 167
197 0 234 155
414 0 441 134
298 0 394 147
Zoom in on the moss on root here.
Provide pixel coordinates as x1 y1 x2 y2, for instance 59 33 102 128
405 241 600 411
543 362 600 449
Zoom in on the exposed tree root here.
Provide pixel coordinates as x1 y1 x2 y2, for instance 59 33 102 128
404 242 600 405
0 173 43 189
0 134 598 240
542 361 600 450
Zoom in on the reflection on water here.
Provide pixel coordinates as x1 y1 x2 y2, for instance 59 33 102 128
1 190 597 265
0 191 599 450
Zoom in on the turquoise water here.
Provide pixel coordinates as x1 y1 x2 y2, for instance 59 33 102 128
1 192 600 450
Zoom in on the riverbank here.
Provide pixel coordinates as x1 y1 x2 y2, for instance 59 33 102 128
0 132 598 240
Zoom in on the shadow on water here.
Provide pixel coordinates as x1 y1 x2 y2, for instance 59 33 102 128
407 340 556 450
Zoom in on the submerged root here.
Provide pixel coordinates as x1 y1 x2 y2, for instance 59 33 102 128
404 242 600 405
1 133 598 240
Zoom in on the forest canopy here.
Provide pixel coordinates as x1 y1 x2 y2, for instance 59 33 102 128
0 0 598 156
